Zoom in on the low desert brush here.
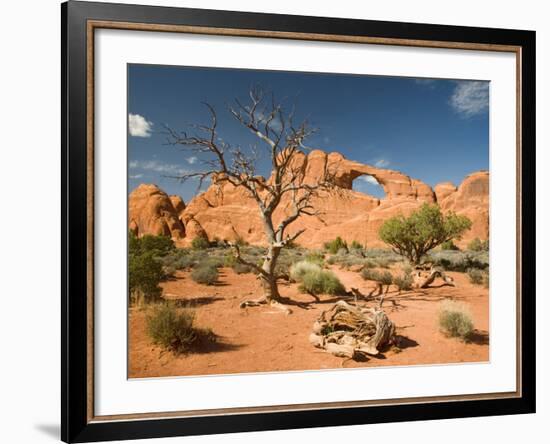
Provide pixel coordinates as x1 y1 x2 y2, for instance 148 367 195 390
438 300 474 341
191 263 219 285
289 261 322 282
299 268 346 295
146 303 215 354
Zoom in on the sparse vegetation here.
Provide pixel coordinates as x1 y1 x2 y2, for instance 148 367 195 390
441 240 459 250
290 261 322 282
191 263 219 285
361 268 381 281
468 238 489 252
350 240 364 250
129 232 175 304
299 268 346 296
324 236 348 255
146 303 215 354
428 250 488 272
468 268 489 287
232 262 253 274
379 203 472 264
378 270 393 286
304 251 325 266
393 272 413 291
438 300 474 341
191 236 210 250
290 260 345 295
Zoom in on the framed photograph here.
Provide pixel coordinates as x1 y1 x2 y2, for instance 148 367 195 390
62 1 535 442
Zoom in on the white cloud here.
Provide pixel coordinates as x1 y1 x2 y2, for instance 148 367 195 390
129 160 189 176
450 81 489 117
129 113 153 137
357 175 380 185
186 156 198 165
129 174 143 179
374 159 390 168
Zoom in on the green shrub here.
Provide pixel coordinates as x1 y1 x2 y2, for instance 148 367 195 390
232 262 253 274
139 234 174 255
299 269 346 295
290 261 322 282
438 300 474 341
364 260 377 269
379 203 472 264
468 268 489 287
350 240 363 250
191 264 219 285
468 238 489 252
361 268 381 281
129 251 163 304
441 240 459 251
378 270 394 286
129 231 175 257
428 250 488 272
393 273 413 291
223 253 237 267
375 258 390 269
162 249 212 270
146 304 214 354
191 236 210 250
304 251 325 266
323 236 348 255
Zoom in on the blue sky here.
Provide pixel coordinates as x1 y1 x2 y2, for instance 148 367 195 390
128 64 489 201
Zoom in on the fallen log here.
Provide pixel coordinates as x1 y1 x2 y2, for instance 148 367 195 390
309 300 395 360
412 266 455 289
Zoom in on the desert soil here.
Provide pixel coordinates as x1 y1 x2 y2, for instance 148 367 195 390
128 265 489 378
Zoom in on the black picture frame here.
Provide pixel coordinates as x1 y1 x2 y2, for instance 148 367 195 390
62 1 536 442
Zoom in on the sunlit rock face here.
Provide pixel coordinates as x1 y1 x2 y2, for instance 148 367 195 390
129 150 489 248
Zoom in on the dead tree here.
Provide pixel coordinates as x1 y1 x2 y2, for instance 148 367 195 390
165 87 336 313
412 265 455 289
309 300 395 358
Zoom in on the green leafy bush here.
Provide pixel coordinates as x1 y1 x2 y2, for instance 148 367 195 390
191 264 219 285
361 268 381 281
428 250 488 272
129 251 164 303
191 236 210 250
299 269 346 295
441 240 459 251
378 270 394 286
468 238 489 252
438 300 474 341
468 268 489 287
323 236 348 255
146 304 215 354
379 203 472 264
232 262 253 274
350 240 364 250
393 273 413 291
304 251 325 266
290 261 322 282
139 234 174 255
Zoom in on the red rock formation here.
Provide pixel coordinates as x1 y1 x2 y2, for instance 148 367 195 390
436 171 489 245
128 184 185 239
129 151 489 248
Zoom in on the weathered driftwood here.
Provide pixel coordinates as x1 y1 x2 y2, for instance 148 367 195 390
309 300 395 359
412 266 455 289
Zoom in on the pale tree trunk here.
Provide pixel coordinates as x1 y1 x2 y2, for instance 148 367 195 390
260 244 282 303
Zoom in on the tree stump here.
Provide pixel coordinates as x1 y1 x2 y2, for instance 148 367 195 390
309 301 395 359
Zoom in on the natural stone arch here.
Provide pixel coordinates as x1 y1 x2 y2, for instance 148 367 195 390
352 173 386 199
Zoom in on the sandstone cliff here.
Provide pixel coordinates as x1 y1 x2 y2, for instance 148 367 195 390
128 150 489 248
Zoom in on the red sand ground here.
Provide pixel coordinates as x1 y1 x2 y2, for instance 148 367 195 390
128 266 489 378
